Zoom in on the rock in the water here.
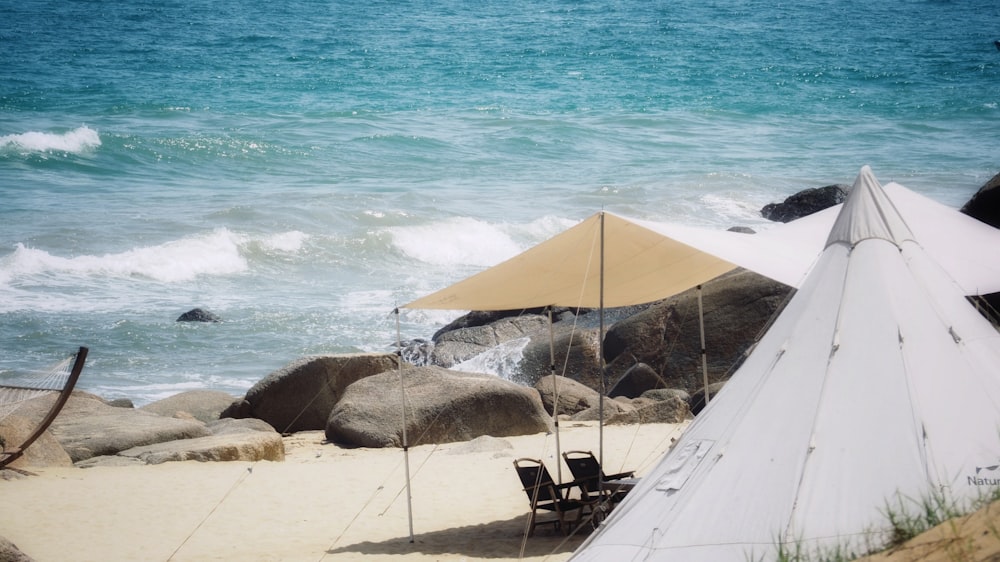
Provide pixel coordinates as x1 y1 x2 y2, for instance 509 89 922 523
222 353 399 433
960 171 1000 228
176 308 221 322
761 184 847 222
326 366 552 448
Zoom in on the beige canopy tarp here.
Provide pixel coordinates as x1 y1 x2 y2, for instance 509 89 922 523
403 212 742 311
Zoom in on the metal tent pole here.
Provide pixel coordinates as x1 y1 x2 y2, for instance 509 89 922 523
598 212 606 473
697 285 711 407
395 308 415 543
548 306 564 483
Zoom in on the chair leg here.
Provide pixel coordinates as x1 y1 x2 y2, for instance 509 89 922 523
557 507 582 536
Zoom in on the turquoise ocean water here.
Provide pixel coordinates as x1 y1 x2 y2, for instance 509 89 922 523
2 0 998 404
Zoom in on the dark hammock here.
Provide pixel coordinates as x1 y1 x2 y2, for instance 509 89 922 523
0 346 87 468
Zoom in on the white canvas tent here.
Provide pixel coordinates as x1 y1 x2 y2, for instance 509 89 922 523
570 166 1000 561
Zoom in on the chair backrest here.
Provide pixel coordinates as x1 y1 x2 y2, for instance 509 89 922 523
514 458 560 503
562 450 602 493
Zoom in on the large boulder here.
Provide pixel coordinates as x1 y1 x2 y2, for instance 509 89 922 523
15 392 211 463
140 390 239 423
326 366 552 448
603 269 791 395
517 325 603 389
533 375 601 417
608 362 665 399
690 381 728 415
430 308 553 339
78 418 284 466
0 412 74 469
761 184 848 222
14 391 211 463
429 315 549 368
221 353 399 433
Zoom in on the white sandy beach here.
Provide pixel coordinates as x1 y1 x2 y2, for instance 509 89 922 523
1 421 686 562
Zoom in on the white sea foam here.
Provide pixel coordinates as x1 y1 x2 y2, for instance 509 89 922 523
452 337 530 381
389 217 524 267
259 230 308 253
0 126 101 153
3 228 248 284
699 193 774 228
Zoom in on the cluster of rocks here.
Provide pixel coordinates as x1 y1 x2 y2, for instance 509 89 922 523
0 389 283 472
4 171 998 476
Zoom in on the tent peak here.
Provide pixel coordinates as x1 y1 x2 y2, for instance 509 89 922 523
826 166 915 249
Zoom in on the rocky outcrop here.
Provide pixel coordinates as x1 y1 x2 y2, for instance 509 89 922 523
16 392 211 463
221 353 399 433
326 366 552 448
534 375 600 417
606 394 690 425
960 171 1000 228
761 184 848 222
430 308 554 338
140 390 239 423
77 418 284 466
0 536 34 562
429 314 549 368
603 269 790 396
568 389 690 424
569 397 634 422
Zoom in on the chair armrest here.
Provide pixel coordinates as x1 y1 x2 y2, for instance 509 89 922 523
554 478 589 491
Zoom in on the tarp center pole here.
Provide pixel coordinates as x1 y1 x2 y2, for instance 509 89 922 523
697 285 711 406
598 212 606 476
548 306 563 483
395 308 415 543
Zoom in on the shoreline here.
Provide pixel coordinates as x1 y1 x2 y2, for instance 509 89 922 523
0 421 685 562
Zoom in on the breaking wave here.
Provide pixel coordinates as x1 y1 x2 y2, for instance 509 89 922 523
0 126 101 154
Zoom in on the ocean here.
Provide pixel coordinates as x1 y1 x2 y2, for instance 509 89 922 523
1 0 998 405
